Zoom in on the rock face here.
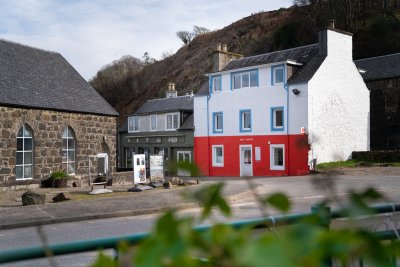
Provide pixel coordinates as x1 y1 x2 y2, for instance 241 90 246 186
52 192 71 202
21 191 46 206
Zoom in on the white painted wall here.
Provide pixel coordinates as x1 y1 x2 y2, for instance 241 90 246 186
194 95 209 137
307 29 369 163
287 83 308 135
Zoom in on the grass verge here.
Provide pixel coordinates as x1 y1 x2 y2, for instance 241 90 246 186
317 160 400 170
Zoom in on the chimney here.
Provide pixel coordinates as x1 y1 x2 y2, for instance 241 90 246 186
212 43 243 72
328 19 335 29
166 82 178 98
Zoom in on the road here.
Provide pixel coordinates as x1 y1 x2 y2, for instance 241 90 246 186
1 174 400 266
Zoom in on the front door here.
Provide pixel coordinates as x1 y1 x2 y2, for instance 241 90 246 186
177 151 191 176
240 145 253 177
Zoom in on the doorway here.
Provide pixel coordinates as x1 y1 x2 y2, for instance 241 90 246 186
239 145 253 177
177 151 191 176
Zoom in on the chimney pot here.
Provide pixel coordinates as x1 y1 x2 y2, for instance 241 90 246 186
171 83 175 91
216 43 222 51
222 44 228 52
329 20 335 29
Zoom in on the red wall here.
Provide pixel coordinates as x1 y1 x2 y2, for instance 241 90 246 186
194 134 309 177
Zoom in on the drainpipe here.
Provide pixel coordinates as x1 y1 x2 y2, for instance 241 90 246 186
284 66 290 176
206 93 211 176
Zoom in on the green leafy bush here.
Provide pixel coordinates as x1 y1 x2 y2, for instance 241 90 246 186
49 170 68 180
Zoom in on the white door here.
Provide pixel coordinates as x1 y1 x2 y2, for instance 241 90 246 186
177 151 191 176
240 145 253 177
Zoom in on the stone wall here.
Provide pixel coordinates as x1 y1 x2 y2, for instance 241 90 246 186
0 106 117 186
367 77 400 150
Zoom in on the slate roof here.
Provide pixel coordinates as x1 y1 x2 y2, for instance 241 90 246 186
0 39 118 116
354 53 400 81
134 95 193 115
221 44 321 72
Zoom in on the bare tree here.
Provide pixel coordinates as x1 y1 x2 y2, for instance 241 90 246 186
176 31 194 45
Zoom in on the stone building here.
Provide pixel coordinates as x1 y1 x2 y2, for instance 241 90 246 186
0 39 118 188
119 83 194 176
355 53 400 150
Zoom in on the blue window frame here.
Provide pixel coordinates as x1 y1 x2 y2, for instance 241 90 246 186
271 107 284 131
212 112 223 133
210 75 222 93
271 65 285 85
239 109 252 132
231 69 259 90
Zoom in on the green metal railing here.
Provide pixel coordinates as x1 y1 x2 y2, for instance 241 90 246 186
0 203 399 265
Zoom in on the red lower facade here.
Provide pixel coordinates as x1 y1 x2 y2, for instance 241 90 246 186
194 134 309 177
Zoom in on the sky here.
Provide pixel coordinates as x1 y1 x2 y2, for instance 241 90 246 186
0 1 292 80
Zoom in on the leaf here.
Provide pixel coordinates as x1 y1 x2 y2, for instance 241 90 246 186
191 183 231 219
90 252 117 267
263 192 291 212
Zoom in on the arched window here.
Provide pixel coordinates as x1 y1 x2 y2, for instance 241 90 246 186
62 127 75 174
16 125 33 179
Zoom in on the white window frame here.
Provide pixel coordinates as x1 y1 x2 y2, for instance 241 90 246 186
213 112 223 133
272 66 284 85
165 113 180 131
271 107 284 131
128 116 140 133
62 127 76 175
232 70 258 90
270 144 285 170
212 145 224 167
16 125 33 180
150 114 157 131
240 109 251 132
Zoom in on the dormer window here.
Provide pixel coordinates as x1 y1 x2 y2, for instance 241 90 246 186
211 75 222 93
232 69 258 90
128 116 140 132
271 65 284 85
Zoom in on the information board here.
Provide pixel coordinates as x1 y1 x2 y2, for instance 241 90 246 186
150 155 164 181
133 154 146 184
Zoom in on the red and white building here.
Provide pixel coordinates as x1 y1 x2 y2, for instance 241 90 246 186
194 26 370 177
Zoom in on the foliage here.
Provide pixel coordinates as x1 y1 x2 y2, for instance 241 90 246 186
49 170 68 180
91 179 399 267
142 52 156 65
317 159 400 170
177 26 210 45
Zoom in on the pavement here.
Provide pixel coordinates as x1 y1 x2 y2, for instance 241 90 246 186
0 178 254 230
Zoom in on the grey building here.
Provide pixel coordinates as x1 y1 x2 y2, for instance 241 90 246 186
0 39 118 188
355 53 400 150
119 83 194 176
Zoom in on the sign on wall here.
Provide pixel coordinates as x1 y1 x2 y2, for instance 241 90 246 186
150 155 164 181
133 154 146 184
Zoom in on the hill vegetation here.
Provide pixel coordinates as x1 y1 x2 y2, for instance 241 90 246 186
89 2 400 125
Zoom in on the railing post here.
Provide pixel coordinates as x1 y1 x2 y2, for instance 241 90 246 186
311 204 332 267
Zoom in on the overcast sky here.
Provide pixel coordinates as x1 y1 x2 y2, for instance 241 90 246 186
0 1 291 80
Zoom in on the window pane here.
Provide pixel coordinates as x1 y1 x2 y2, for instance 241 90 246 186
24 152 32 164
128 118 134 132
24 165 32 178
68 151 75 162
242 73 249 87
217 114 222 130
17 128 23 137
167 115 172 129
250 71 258 87
173 114 179 129
275 68 284 84
275 109 283 127
25 138 33 150
234 74 241 89
243 112 251 129
68 163 75 174
244 150 251 164
214 147 223 164
16 152 23 165
151 116 157 130
213 77 221 92
62 151 67 162
23 127 32 137
17 138 23 151
134 117 139 131
62 128 68 138
68 138 75 149
274 148 284 166
16 166 23 179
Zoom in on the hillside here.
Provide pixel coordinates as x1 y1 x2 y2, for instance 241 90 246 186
90 3 400 125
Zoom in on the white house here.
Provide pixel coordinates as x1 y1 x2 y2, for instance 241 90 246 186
193 25 369 177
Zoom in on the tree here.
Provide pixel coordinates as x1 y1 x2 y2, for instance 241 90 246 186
193 25 210 36
176 31 194 45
